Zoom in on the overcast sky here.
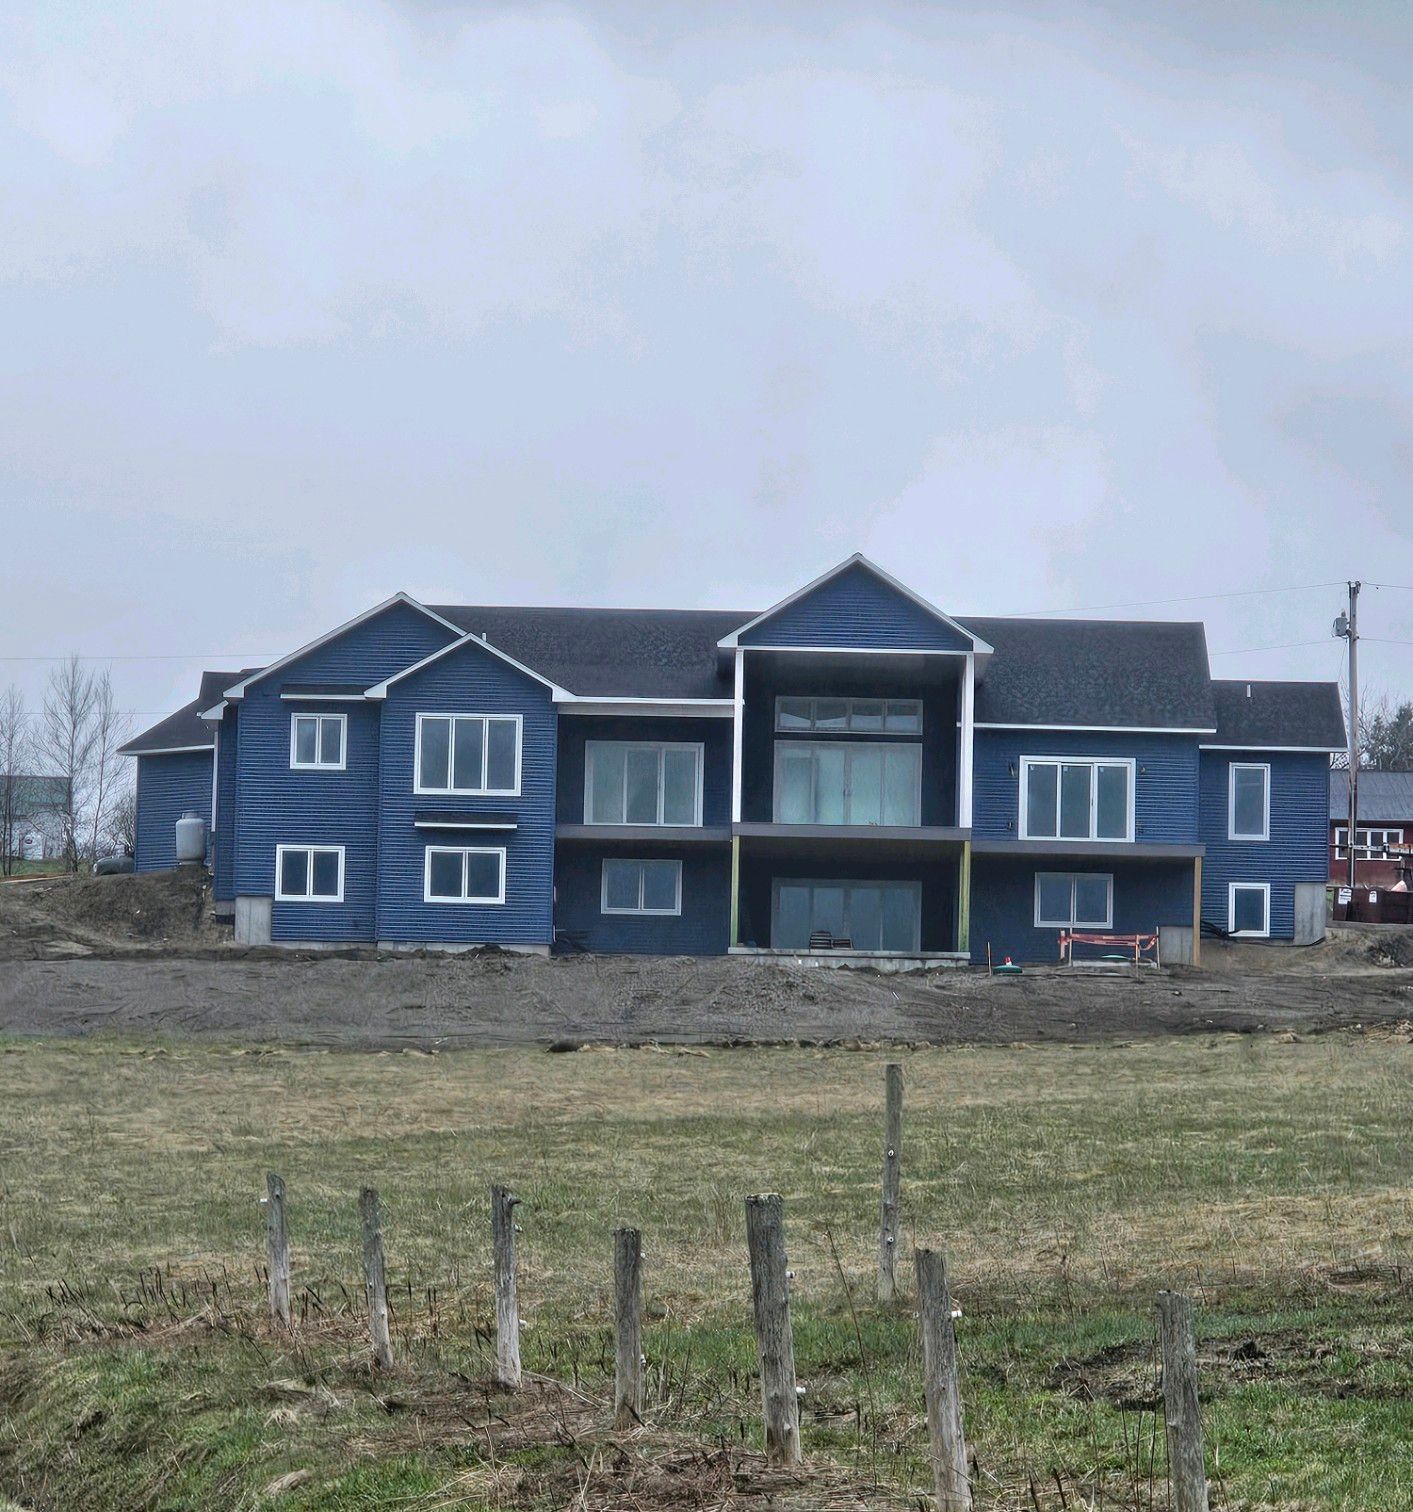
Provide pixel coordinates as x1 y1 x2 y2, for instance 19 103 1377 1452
2 0 1410 733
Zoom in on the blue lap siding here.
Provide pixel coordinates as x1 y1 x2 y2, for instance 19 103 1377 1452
375 641 556 946
554 846 731 955
1198 751 1329 938
232 601 459 943
134 751 213 871
738 561 972 651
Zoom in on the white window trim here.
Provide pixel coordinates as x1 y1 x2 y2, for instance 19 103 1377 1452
771 739 924 826
274 844 345 903
1034 872 1114 929
1334 826 1404 858
423 845 507 905
773 695 923 734
1228 881 1271 938
1018 756 1136 843
289 712 347 771
601 858 683 916
1227 761 1270 841
584 741 704 827
414 713 523 797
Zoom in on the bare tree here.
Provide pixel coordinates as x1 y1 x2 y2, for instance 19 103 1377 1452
35 656 98 872
0 685 30 877
1334 686 1413 771
86 672 133 863
104 782 138 858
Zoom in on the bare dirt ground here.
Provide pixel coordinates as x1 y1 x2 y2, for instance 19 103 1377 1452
1 871 1411 1047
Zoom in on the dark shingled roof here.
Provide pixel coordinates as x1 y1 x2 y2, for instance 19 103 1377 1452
1209 679 1345 750
428 606 748 699
1330 769 1413 823
119 669 260 755
958 617 1216 729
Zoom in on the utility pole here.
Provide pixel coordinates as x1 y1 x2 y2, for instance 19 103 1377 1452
1334 582 1361 888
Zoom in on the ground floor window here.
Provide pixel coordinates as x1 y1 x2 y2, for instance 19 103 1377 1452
771 878 921 952
1228 881 1270 937
424 846 506 904
1034 872 1113 929
602 858 682 915
275 844 344 902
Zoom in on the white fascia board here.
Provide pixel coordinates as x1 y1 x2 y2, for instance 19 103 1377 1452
221 593 464 701
278 691 369 702
716 552 994 654
976 723 1218 735
555 697 734 718
1200 743 1344 752
365 631 568 700
738 644 971 657
199 703 226 723
121 743 214 757
412 818 518 831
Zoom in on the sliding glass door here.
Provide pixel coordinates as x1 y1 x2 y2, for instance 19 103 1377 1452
773 742 921 826
772 879 921 952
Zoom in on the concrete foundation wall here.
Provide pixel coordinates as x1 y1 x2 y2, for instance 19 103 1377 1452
235 896 272 946
1293 881 1328 945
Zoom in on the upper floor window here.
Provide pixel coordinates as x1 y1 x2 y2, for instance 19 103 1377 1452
416 714 521 796
275 844 344 903
585 742 703 826
290 713 346 770
1334 826 1404 859
774 741 921 826
776 696 922 733
1020 757 1133 842
1228 762 1270 841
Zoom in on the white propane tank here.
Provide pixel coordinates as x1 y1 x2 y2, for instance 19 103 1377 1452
174 810 206 866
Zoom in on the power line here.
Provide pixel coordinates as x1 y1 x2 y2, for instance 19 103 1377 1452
1367 582 1413 593
1209 638 1332 657
0 653 269 663
1362 637 1413 648
1011 581 1344 617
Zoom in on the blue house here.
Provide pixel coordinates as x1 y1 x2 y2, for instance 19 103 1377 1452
119 557 1344 963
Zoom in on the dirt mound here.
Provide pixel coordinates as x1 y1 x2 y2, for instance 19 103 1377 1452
0 870 223 960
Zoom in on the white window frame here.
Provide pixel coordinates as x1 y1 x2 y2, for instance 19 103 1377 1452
1334 826 1404 859
771 740 923 826
584 742 704 827
414 713 522 797
1034 872 1114 929
289 712 347 771
274 844 345 902
1018 756 1136 843
423 845 507 905
1227 761 1270 841
773 696 923 734
1228 881 1270 938
601 857 683 916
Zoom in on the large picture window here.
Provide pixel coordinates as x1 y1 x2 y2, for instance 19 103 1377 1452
773 741 921 826
275 844 344 902
416 715 521 796
1228 763 1270 841
423 846 506 904
601 858 682 915
772 879 921 952
585 743 703 826
1034 872 1113 929
1020 757 1133 841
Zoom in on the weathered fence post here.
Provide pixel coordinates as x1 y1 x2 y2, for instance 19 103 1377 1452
744 1193 802 1465
359 1187 393 1370
491 1184 522 1388
1157 1290 1209 1512
878 1062 904 1301
915 1247 971 1511
265 1172 290 1328
613 1226 643 1428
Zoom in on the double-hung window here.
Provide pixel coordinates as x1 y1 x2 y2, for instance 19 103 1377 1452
290 713 346 770
1020 757 1133 842
585 743 703 826
275 844 344 902
416 715 521 796
424 846 506 904
1034 872 1113 929
1228 763 1270 841
601 858 682 915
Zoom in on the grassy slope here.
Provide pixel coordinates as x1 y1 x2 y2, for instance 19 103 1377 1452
1 1033 1411 1508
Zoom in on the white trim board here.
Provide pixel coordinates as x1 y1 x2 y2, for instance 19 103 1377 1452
1200 743 1343 752
978 723 1217 735
412 818 518 831
122 743 214 757
717 553 993 654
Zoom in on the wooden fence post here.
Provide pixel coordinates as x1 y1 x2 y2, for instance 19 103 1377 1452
744 1193 802 1465
359 1187 393 1370
265 1172 290 1328
491 1184 522 1388
878 1063 904 1301
1157 1290 1209 1512
613 1227 643 1428
915 1247 971 1510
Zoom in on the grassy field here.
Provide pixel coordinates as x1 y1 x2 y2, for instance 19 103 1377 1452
1 1032 1412 1509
